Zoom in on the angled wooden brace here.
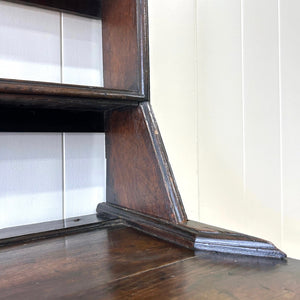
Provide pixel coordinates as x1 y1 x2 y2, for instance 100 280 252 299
97 102 286 259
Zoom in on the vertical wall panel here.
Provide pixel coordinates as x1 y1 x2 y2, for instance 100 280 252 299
243 0 281 246
64 133 105 218
0 133 63 228
62 14 103 87
148 0 198 219
148 0 198 220
0 1 61 83
197 0 244 231
280 0 300 259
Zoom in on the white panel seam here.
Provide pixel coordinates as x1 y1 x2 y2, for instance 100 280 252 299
60 13 65 221
99 21 104 87
277 0 284 248
194 0 200 221
62 133 66 220
60 12 64 83
241 0 246 222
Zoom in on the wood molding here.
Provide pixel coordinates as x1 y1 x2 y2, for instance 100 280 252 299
97 203 286 259
0 0 150 110
105 102 187 223
103 102 286 259
0 214 123 247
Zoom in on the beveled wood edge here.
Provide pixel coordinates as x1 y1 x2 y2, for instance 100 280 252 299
105 102 187 223
140 102 187 221
0 79 145 100
97 203 287 260
137 0 150 99
0 214 125 247
0 93 139 112
0 0 150 108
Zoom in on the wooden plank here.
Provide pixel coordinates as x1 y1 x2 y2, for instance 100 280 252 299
98 203 286 259
0 227 194 299
0 79 144 104
0 214 120 246
102 0 139 91
105 102 187 223
2 0 102 19
76 254 300 299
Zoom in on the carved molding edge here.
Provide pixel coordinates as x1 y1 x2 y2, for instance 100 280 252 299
97 203 286 260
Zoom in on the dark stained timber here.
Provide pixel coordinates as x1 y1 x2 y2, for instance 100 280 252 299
1 226 298 299
0 0 287 265
102 0 139 91
2 0 102 19
105 102 187 223
0 214 123 247
71 254 299 300
97 203 287 259
0 227 195 299
0 0 150 110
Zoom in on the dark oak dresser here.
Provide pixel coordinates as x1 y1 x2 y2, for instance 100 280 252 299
0 1 299 299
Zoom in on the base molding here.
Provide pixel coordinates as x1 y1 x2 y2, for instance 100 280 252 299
0 214 123 247
97 203 286 259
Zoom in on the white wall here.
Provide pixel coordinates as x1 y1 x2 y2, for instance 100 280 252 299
0 1 105 228
149 0 300 259
148 1 199 220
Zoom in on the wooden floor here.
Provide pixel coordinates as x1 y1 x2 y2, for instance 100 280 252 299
0 226 300 299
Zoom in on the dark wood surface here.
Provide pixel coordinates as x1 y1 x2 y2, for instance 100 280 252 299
0 227 194 299
102 0 139 91
0 214 122 247
105 103 187 223
102 0 149 97
98 203 286 259
0 79 143 112
3 0 102 19
77 252 300 300
0 226 299 299
0 0 150 112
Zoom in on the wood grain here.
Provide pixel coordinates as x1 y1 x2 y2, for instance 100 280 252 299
0 227 194 299
98 203 286 259
74 253 300 299
0 0 150 110
0 214 121 247
102 0 138 91
0 225 297 299
105 102 187 223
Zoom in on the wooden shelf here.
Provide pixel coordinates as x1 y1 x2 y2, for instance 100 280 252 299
0 0 149 114
0 225 298 299
3 0 103 19
0 0 287 261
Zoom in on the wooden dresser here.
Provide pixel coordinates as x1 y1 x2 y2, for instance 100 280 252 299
1 1 298 299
